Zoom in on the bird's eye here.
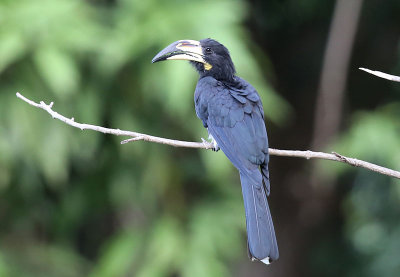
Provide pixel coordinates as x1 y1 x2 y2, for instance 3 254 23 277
205 47 212 54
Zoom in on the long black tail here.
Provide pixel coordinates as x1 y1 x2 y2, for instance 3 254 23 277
239 170 279 264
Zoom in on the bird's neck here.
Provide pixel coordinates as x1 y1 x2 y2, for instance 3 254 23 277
192 61 237 84
199 72 238 86
222 76 242 88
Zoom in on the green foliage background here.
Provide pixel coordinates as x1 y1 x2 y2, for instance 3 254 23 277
0 0 400 276
0 0 286 276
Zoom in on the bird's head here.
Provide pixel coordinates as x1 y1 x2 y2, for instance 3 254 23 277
152 38 236 82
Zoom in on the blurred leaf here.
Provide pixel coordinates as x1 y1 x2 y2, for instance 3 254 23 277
0 32 26 73
136 217 184 277
89 231 144 277
34 47 79 97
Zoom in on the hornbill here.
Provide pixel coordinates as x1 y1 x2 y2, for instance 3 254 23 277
152 39 279 264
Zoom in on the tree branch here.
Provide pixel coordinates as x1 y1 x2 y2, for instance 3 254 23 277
359 68 400 82
16 92 400 180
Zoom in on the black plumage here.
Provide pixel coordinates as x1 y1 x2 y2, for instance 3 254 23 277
152 38 279 264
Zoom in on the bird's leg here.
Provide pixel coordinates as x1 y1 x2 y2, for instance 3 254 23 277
201 130 220 151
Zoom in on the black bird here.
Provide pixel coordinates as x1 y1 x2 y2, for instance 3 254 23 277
152 39 279 264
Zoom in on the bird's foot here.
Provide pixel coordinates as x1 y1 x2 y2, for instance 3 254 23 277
201 136 220 152
208 134 220 151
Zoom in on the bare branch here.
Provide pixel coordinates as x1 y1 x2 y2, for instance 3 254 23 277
359 68 400 82
16 92 212 149
270 149 400 179
16 92 400 179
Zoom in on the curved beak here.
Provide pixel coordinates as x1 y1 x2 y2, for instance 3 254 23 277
152 40 205 64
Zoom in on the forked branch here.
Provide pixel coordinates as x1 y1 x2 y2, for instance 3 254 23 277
16 92 400 179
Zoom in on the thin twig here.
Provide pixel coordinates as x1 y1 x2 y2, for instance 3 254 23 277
16 92 400 179
359 68 400 82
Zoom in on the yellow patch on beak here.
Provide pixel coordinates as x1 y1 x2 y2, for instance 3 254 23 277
204 63 213 71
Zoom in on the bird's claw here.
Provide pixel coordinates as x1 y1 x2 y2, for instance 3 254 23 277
212 145 220 152
201 137 220 152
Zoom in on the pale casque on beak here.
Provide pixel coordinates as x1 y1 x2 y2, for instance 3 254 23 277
152 40 206 64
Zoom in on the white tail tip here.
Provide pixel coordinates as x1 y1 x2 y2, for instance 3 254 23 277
261 257 271 265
